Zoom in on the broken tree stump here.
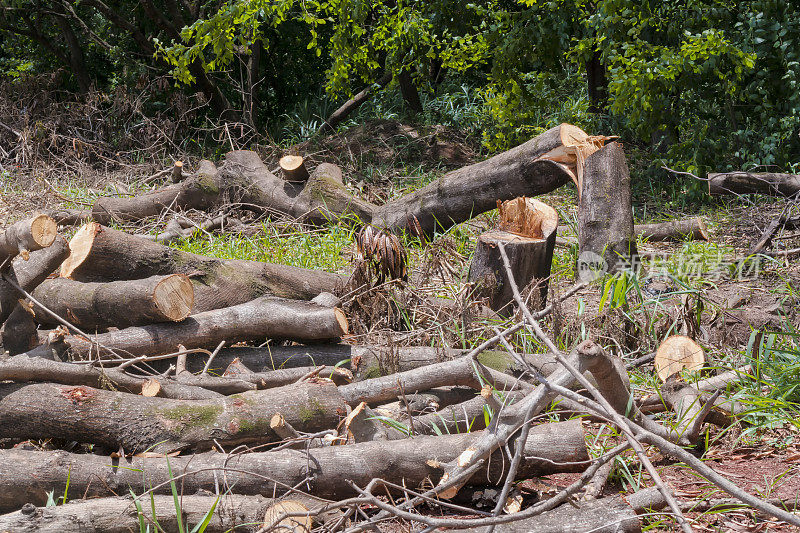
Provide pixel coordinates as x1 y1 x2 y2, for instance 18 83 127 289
279 154 310 181
0 420 587 509
0 380 346 453
469 197 558 315
31 274 194 329
0 214 57 266
53 296 349 359
578 141 638 275
59 223 343 310
708 172 800 197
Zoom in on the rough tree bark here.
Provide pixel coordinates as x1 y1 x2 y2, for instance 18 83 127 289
53 296 348 359
578 141 638 274
60 223 344 310
1 301 37 355
469 198 558 315
0 420 587 510
31 274 194 329
0 380 346 453
82 124 604 237
708 172 800 197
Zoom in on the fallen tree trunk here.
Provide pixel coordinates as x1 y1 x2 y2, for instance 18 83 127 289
0 235 70 324
0 380 346 453
0 214 57 265
0 420 587 510
31 274 194 329
59 223 343 310
82 124 607 236
448 495 642 533
321 72 393 132
557 218 709 246
0 494 272 533
578 141 638 274
52 296 348 359
469 198 558 315
708 172 800 197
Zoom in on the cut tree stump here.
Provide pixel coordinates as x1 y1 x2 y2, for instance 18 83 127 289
0 234 70 324
53 296 348 359
654 335 705 381
279 154 310 181
59 223 344 310
578 141 638 275
31 274 194 329
78 124 609 237
468 197 558 315
0 380 346 453
708 172 800 197
0 214 57 266
0 420 587 509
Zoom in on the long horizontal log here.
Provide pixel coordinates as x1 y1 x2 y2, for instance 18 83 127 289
31 274 194 328
0 494 273 533
0 420 588 511
0 235 69 324
59 223 343 311
55 296 348 359
0 214 57 265
87 124 600 236
708 172 800 196
0 380 346 453
557 218 710 246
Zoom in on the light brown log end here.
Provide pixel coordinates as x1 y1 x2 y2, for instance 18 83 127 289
153 274 194 321
269 413 285 431
28 214 58 250
279 155 310 181
497 197 559 239
171 161 184 183
334 307 349 336
696 218 711 241
655 335 705 382
60 222 100 278
262 500 312 533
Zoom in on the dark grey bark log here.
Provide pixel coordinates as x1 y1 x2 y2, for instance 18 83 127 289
0 494 272 533
1 301 37 355
60 223 343 311
55 296 348 359
708 172 800 197
0 235 70 324
578 141 638 274
449 495 642 533
321 72 392 132
0 353 222 399
0 420 587 510
31 274 194 329
0 214 57 265
413 391 526 435
0 380 346 453
82 124 592 237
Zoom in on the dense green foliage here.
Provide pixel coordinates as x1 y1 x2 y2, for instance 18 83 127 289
1 0 799 180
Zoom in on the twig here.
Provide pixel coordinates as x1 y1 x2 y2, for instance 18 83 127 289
202 341 226 375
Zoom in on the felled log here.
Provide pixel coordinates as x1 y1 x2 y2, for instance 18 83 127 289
321 72 392 132
0 214 57 265
31 274 194 329
469 198 558 315
0 495 272 533
83 124 608 237
0 420 587 510
1 301 37 355
0 235 70 324
448 495 642 533
708 172 800 197
280 154 310 181
60 223 342 310
578 142 638 274
0 380 345 453
53 296 348 359
558 218 709 246
0 353 222 400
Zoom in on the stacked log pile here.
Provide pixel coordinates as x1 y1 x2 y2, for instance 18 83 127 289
1 126 794 532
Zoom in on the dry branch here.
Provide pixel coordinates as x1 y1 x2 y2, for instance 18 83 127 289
31 274 194 329
0 380 345 453
0 421 587 510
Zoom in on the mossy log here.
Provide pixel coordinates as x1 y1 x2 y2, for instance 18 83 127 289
31 274 194 329
0 380 346 453
54 296 348 359
0 420 587 510
83 124 603 237
59 223 344 311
